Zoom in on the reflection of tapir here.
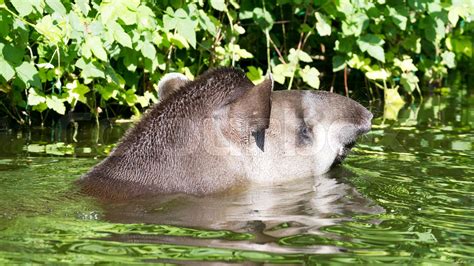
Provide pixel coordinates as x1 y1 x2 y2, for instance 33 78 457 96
78 68 372 199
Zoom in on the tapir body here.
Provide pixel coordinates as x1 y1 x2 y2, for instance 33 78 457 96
79 68 372 199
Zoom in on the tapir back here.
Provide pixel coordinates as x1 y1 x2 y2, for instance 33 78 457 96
79 68 257 198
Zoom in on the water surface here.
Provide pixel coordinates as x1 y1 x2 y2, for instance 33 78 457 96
0 91 473 264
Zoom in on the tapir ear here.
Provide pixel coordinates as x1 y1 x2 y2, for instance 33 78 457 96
157 73 189 101
228 74 273 133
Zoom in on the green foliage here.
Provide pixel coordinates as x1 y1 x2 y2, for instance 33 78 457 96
0 0 473 125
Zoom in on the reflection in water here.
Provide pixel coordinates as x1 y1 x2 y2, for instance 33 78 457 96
0 92 473 264
101 167 383 255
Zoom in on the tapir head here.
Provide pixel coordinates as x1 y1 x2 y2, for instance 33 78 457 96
158 69 372 184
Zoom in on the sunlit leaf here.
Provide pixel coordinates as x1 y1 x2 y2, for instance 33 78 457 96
85 36 108 61
10 0 34 16
253 7 273 31
210 0 226 11
141 42 156 60
400 72 419 93
76 58 105 80
76 0 91 16
357 34 385 62
246 66 264 84
0 58 15 81
315 12 331 36
441 51 456 68
46 95 66 115
27 88 46 106
366 69 390 80
45 0 67 16
111 23 132 48
394 57 418 72
16 62 41 88
299 65 320 89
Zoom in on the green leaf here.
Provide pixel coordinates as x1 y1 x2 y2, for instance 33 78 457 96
357 34 385 62
197 10 217 35
16 62 41 88
299 66 320 89
0 58 15 81
394 57 418 72
123 51 138 71
298 50 312 63
96 84 118 100
341 13 368 36
27 88 46 106
315 12 331 36
10 0 34 16
136 95 150 108
253 7 274 31
86 36 108 61
367 46 385 63
169 33 189 49
165 8 198 48
400 72 419 93
112 23 132 48
384 88 405 105
178 18 198 48
0 43 24 65
76 0 91 15
423 17 445 44
45 0 67 16
366 69 390 80
388 6 407 30
441 51 456 68
272 64 294 84
332 55 346 72
141 42 156 60
210 0 226 11
65 80 90 106
125 88 138 106
246 66 264 84
0 11 13 38
288 48 312 63
35 15 63 44
76 58 105 80
46 95 66 115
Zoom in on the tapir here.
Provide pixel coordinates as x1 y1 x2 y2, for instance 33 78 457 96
78 68 372 199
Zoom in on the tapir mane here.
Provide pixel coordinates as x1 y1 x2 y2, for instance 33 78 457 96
114 68 254 151
160 68 253 115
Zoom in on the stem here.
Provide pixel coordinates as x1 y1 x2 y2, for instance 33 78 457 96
263 0 270 73
265 28 271 73
415 82 423 101
224 9 236 67
287 70 295 90
344 66 349 96
0 6 36 28
280 6 287 53
0 101 22 124
269 37 286 64
297 10 309 50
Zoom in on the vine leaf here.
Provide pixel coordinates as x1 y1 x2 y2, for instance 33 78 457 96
357 34 385 62
16 62 41 88
0 58 15 81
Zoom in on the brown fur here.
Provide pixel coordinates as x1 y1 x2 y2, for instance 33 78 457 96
78 67 372 200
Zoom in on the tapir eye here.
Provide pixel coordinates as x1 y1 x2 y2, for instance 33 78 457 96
298 124 313 145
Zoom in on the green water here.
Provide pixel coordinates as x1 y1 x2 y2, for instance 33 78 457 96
0 91 473 264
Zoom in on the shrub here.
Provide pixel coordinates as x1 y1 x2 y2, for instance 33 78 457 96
0 0 472 125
